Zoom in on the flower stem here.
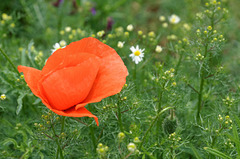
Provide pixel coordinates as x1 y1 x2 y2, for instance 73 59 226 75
124 152 133 159
170 109 174 120
61 116 65 133
196 43 208 123
156 90 163 136
156 81 165 140
88 104 97 153
0 48 21 76
134 64 137 91
175 50 184 75
117 95 124 132
90 124 96 152
51 124 64 159
139 107 172 150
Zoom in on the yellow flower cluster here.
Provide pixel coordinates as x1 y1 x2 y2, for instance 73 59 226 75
96 143 109 157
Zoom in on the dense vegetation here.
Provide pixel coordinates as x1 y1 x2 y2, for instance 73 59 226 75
1 0 240 158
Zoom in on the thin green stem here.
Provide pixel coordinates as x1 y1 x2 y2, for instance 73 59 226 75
51 124 64 159
156 90 163 136
88 104 97 153
124 152 133 159
133 64 137 92
170 146 174 159
117 95 124 132
0 48 21 76
196 44 208 122
175 49 184 75
211 127 223 147
139 107 173 150
170 109 174 120
90 124 96 152
61 116 65 133
56 146 59 159
156 81 165 138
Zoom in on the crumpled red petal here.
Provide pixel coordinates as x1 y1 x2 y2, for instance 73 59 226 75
75 52 128 109
40 55 100 110
41 98 99 126
41 37 114 77
18 64 99 126
17 66 42 97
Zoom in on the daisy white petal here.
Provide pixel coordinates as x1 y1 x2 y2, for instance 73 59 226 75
129 45 145 64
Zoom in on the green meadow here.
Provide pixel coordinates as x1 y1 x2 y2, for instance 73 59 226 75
1 0 240 158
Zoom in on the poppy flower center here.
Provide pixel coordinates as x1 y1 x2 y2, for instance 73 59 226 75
134 50 141 56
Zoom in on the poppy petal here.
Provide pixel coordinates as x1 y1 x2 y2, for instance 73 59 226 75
66 37 115 58
75 53 128 109
41 48 67 76
18 66 42 97
41 37 115 77
41 98 99 126
40 55 100 111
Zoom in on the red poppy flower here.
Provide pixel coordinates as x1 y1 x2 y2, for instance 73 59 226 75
18 37 128 126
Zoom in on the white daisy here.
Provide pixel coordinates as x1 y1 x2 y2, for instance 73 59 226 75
127 143 136 153
59 40 66 47
65 26 71 32
155 45 163 53
51 41 66 54
169 14 180 24
159 15 166 22
0 94 6 100
117 41 125 48
129 45 144 64
126 24 134 31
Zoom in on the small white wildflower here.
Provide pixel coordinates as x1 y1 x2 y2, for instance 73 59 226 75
126 24 134 31
65 26 71 32
59 40 66 47
159 16 166 21
51 41 66 54
127 143 136 153
117 41 125 48
118 132 125 140
0 94 6 100
129 45 145 64
155 45 163 53
162 22 168 28
133 137 140 143
169 14 180 24
97 30 105 37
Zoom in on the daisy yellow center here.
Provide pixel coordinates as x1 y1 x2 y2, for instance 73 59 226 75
171 18 176 23
134 50 141 56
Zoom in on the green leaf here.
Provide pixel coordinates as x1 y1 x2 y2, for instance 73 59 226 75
21 48 26 66
141 147 157 159
204 147 232 159
17 130 28 143
232 124 240 154
2 138 20 149
190 145 203 159
27 40 37 68
234 114 240 128
16 92 26 115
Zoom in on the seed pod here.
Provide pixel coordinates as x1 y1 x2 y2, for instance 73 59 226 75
162 115 178 135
